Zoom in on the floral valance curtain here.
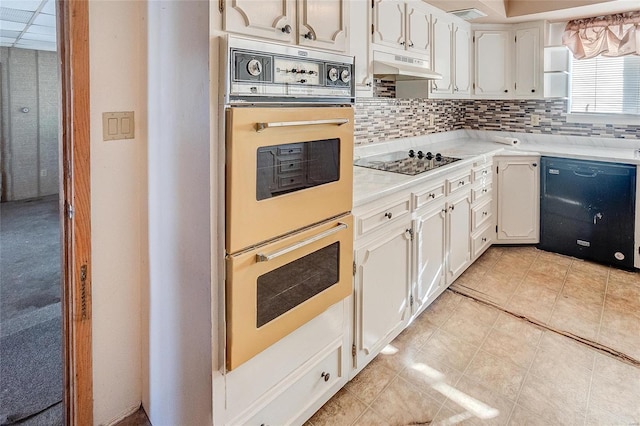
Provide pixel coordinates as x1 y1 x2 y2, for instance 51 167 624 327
562 11 640 59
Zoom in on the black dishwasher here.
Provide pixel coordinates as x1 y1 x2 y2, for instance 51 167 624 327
539 156 636 269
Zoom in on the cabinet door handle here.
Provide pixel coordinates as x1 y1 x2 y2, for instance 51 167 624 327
531 89 535 93
321 372 331 382
504 89 508 93
458 181 465 186
280 24 292 34
304 31 315 40
384 212 393 219
482 211 488 216
366 82 372 87
449 205 455 211
532 163 538 167
482 237 487 242
429 193 435 199
400 41 405 46
482 188 488 193
256 223 347 262
409 42 414 47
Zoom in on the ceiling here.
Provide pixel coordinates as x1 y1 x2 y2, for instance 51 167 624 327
0 0 56 52
424 0 640 23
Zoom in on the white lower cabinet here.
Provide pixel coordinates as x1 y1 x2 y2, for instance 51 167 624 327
354 218 412 372
413 200 447 314
495 155 540 243
445 190 472 284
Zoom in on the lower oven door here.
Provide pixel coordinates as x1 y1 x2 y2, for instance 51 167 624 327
226 215 353 371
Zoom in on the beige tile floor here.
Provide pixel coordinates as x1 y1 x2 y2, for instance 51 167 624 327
308 247 640 426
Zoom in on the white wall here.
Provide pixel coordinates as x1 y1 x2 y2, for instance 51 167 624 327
145 1 212 425
89 0 147 424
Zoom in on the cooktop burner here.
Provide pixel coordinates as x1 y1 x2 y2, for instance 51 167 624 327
355 150 462 176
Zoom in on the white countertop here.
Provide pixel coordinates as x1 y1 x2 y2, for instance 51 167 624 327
353 130 640 208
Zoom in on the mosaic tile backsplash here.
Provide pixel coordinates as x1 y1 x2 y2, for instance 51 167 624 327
354 96 640 145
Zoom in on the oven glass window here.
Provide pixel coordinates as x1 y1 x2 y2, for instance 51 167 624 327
256 138 340 201
256 242 339 327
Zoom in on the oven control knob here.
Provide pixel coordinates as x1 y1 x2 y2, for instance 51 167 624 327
417 150 424 159
340 69 351 83
435 153 443 161
408 149 415 158
426 151 433 160
247 59 263 77
328 68 339 82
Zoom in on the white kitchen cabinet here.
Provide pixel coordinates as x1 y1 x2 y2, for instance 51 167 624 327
349 0 373 96
474 29 512 97
514 25 541 97
413 200 447 315
445 190 472 283
354 222 412 371
473 22 543 98
430 11 470 98
430 13 453 95
223 0 347 52
495 156 540 243
372 0 431 57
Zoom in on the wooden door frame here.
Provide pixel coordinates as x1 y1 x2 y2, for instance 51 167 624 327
57 0 93 425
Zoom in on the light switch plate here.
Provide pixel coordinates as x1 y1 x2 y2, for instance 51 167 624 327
102 111 135 141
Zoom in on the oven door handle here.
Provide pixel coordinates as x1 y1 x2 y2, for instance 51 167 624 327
255 118 350 133
256 222 348 262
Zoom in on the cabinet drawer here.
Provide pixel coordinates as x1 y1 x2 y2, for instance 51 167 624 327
472 182 493 203
357 197 411 236
473 164 492 182
278 159 304 173
277 144 304 156
245 343 344 426
446 172 472 194
413 183 446 210
472 225 494 259
472 199 493 231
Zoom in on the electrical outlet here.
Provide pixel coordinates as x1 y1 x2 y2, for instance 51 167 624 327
531 114 540 126
428 114 435 127
40 169 47 177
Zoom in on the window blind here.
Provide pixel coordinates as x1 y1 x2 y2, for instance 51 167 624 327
570 55 640 115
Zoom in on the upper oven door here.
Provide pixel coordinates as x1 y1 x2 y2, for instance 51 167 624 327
226 106 354 254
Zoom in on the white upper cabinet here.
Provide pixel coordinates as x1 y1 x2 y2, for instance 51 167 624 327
297 0 348 52
224 0 296 43
349 0 373 96
453 24 471 94
372 0 405 49
473 22 543 98
372 0 431 57
405 2 431 56
474 29 512 97
431 14 453 95
430 10 470 99
514 25 541 97
223 0 348 52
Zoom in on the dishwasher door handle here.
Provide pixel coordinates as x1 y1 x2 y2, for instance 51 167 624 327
573 170 599 178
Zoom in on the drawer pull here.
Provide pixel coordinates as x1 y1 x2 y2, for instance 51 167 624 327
458 181 465 186
429 193 435 199
256 223 347 262
482 189 488 193
482 211 488 216
321 372 331 382
482 237 487 242
483 170 488 175
449 205 455 212
384 212 393 219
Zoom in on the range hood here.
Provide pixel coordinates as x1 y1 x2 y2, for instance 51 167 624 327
373 50 442 81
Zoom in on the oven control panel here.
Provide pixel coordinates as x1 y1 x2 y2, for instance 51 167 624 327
224 35 354 104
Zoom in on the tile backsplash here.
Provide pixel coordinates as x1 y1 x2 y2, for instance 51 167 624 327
354 96 640 145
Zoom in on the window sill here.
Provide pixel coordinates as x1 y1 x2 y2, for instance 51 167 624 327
566 113 640 126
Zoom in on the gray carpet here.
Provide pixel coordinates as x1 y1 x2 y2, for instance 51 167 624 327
0 196 62 425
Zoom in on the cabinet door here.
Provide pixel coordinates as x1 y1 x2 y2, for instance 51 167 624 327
224 0 295 43
496 156 540 243
355 226 411 368
446 191 472 284
514 26 541 97
372 0 405 49
298 0 347 52
453 24 470 95
431 14 452 95
413 203 446 315
349 0 373 96
405 1 431 56
474 30 511 96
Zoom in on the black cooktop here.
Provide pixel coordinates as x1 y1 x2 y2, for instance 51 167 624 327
355 150 462 176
